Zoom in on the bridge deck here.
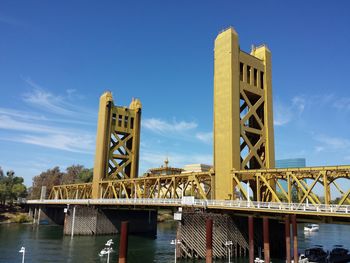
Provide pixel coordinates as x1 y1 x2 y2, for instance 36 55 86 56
26 198 350 219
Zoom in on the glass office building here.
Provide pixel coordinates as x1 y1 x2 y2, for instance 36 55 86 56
276 158 306 192
276 158 306 169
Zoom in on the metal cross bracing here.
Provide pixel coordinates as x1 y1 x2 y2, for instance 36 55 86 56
49 172 212 200
48 166 350 209
232 166 350 208
48 183 92 200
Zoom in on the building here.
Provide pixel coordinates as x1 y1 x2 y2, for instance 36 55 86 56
276 158 306 168
181 164 212 174
144 159 183 176
276 158 306 193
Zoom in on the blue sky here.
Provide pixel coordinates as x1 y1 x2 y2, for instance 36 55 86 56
1 1 350 186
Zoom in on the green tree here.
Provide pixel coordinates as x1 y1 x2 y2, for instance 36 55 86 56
77 168 93 183
0 183 6 205
12 184 27 199
0 169 27 204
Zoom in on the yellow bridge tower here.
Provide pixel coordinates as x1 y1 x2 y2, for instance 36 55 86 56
213 27 275 200
92 92 142 199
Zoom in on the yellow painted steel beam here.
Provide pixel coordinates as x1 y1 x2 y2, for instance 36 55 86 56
213 27 275 200
48 166 350 212
91 92 141 198
92 92 113 199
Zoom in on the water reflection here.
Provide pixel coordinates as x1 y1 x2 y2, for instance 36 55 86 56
0 222 349 262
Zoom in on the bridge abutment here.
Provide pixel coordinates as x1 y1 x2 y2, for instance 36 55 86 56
63 206 157 236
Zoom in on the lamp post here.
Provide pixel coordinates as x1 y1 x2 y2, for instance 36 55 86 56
19 247 25 263
247 181 250 204
225 241 233 263
106 239 113 263
170 239 181 263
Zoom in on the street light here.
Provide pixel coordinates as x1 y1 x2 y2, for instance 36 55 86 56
225 241 233 263
99 239 114 263
19 247 25 263
170 239 181 263
105 239 114 263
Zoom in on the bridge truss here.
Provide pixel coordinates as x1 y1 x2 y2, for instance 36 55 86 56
49 166 350 207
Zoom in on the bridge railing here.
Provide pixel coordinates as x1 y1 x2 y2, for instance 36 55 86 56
26 198 350 216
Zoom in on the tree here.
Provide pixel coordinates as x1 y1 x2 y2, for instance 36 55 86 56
0 169 27 204
76 168 93 183
0 183 6 205
30 165 93 199
31 167 64 199
63 165 84 184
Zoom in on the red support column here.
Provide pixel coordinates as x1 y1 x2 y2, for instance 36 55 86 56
291 214 298 263
249 216 254 263
119 221 129 263
263 217 270 263
285 215 291 263
206 218 213 263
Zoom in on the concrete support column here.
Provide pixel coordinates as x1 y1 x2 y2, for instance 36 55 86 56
37 206 41 225
263 217 270 263
291 214 298 263
285 215 291 263
119 221 129 263
71 206 76 239
206 218 213 263
33 208 37 225
248 216 254 263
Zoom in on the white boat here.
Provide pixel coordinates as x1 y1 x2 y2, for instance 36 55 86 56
304 224 319 232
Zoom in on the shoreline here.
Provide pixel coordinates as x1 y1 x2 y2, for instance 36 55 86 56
0 204 32 224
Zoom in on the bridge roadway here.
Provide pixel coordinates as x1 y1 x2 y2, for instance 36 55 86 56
26 198 350 223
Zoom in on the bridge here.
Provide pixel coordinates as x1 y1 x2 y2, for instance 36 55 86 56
26 27 350 262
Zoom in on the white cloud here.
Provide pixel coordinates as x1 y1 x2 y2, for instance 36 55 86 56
274 96 305 126
314 146 325 153
0 107 46 121
333 97 350 111
142 118 197 135
23 79 94 118
195 132 213 143
0 115 63 134
23 82 73 115
0 114 95 154
292 96 306 114
0 107 94 126
18 134 94 154
0 80 96 154
315 134 350 150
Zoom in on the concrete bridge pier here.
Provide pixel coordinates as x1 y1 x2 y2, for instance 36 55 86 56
178 211 249 259
177 211 286 260
63 206 157 237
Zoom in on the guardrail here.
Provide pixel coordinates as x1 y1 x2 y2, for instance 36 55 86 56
25 198 350 216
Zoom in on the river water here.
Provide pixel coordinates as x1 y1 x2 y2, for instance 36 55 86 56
0 222 349 263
